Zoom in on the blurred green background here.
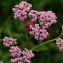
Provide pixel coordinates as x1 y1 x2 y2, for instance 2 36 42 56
0 0 63 63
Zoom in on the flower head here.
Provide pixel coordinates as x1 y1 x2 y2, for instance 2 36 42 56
12 1 32 21
9 46 21 58
9 46 34 63
29 11 57 40
29 24 49 40
3 36 17 47
38 11 57 29
56 38 63 52
28 10 38 22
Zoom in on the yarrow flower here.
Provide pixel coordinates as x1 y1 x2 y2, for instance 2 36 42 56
3 36 17 47
38 11 57 29
12 1 57 41
22 48 34 63
9 46 34 63
28 10 38 22
9 46 21 58
12 1 32 21
56 38 63 52
29 24 49 40
29 11 57 40
29 11 57 28
3 36 34 63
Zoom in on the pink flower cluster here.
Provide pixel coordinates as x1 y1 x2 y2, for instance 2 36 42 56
3 36 34 63
9 46 21 58
12 1 32 21
28 10 38 22
29 24 49 40
3 36 17 47
38 11 57 29
29 10 57 29
12 1 57 41
9 46 34 63
56 38 63 52
29 11 57 40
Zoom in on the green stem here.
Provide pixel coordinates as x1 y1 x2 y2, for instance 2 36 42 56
31 38 56 51
25 32 29 41
31 32 63 51
57 33 63 38
28 36 33 41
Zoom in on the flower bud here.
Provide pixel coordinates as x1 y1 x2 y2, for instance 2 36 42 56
25 20 32 31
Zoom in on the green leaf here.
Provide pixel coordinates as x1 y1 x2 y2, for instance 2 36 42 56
2 52 10 62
